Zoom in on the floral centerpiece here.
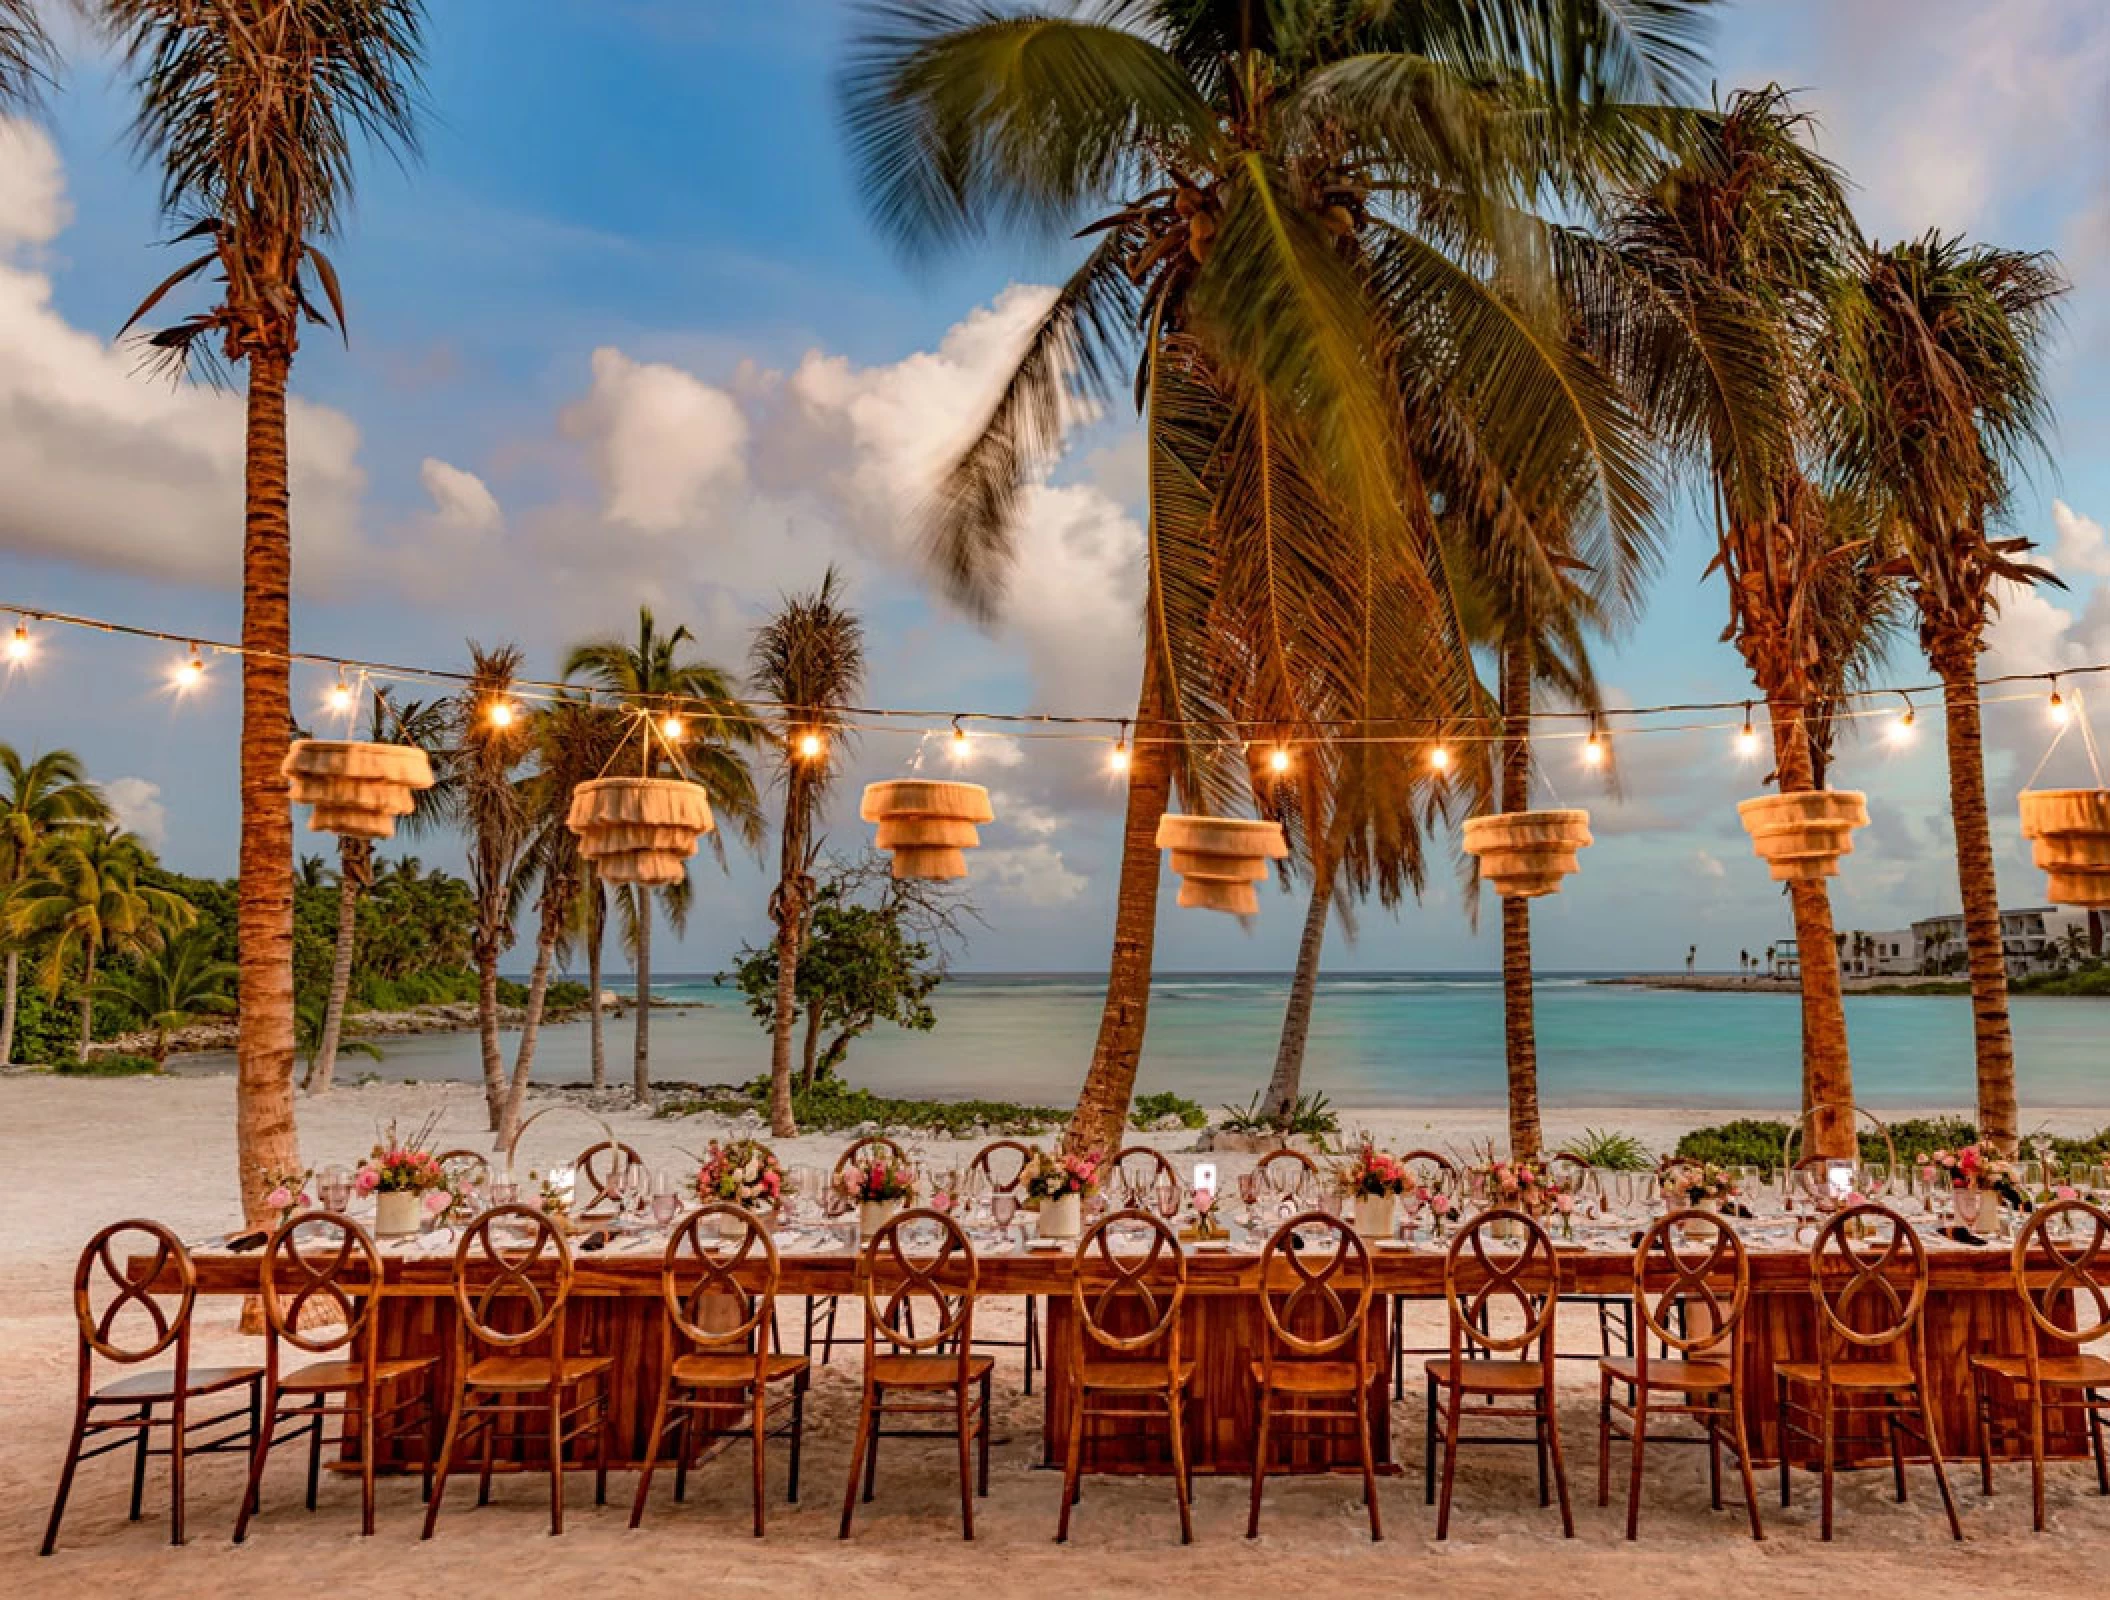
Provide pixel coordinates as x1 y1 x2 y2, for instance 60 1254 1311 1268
258 1167 313 1230
1918 1144 2026 1228
695 1139 784 1212
1337 1141 1411 1239
1470 1158 1576 1239
839 1152 919 1239
1663 1160 1740 1210
354 1118 456 1237
1022 1147 1102 1240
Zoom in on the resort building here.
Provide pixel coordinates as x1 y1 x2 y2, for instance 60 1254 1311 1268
1909 907 2095 977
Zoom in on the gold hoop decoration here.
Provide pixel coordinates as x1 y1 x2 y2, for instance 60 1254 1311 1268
859 780 993 880
1781 1102 1897 1202
1461 810 1592 898
282 740 435 840
1155 814 1287 915
1735 790 1869 881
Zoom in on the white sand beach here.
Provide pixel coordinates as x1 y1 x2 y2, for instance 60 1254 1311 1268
6 1074 2110 1597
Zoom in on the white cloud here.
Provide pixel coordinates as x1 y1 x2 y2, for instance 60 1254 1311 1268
1692 849 1726 881
560 346 747 531
974 842 1089 908
2052 500 2110 577
0 118 68 247
104 777 167 851
419 458 501 533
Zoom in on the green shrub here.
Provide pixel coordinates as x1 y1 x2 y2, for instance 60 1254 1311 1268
1130 1091 1207 1131
1674 1119 1793 1175
650 1076 1065 1139
1880 1116 1977 1163
56 1053 162 1077
1559 1128 1655 1170
1216 1091 1339 1147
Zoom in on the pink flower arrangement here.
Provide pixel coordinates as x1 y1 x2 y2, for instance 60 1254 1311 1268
258 1167 312 1222
355 1117 454 1196
1337 1141 1411 1198
1469 1157 1571 1219
696 1139 785 1210
1023 1147 1102 1201
838 1155 917 1205
1918 1144 2021 1198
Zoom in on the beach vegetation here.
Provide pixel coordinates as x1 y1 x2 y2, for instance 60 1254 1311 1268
1559 1128 1655 1171
655 1077 1063 1140
0 745 113 1065
1218 1089 1339 1146
1130 1091 1208 1131
53 1051 162 1078
91 927 237 1066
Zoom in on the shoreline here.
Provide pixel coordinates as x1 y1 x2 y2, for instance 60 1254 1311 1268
1592 972 2108 996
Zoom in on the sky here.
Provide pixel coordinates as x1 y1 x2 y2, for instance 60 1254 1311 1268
1 0 2107 977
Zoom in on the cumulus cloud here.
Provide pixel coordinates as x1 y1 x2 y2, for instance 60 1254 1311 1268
974 842 1089 908
419 458 502 534
560 346 747 531
2053 500 2110 577
104 777 167 851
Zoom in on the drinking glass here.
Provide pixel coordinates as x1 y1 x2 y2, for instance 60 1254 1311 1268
1154 1177 1181 1223
991 1192 1019 1241
619 1160 649 1217
318 1165 352 1212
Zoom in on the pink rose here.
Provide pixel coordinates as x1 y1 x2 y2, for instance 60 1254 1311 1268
355 1169 380 1194
1556 1194 1575 1214
423 1190 450 1214
266 1185 292 1209
2057 1184 2079 1202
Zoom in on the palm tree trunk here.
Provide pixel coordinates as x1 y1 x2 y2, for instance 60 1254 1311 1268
1064 652 1168 1156
586 877 607 1090
1261 855 1333 1120
1499 635 1543 1165
768 772 810 1138
1935 650 2017 1154
475 940 505 1130
305 837 367 1094
498 915 560 1153
1766 691 1856 1157
800 1001 823 1091
233 347 303 1233
1 949 18 1066
632 890 653 1106
77 945 96 1059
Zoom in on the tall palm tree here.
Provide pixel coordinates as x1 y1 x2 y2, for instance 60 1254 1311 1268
577 873 610 1089
563 606 763 1104
0 0 53 109
9 826 194 1058
99 0 426 1226
1826 233 2064 1155
93 925 237 1066
0 746 111 1064
748 569 867 1138
447 642 533 1131
841 0 1700 1153
307 693 450 1093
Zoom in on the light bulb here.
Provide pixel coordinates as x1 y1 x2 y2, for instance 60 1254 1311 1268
660 715 685 741
2050 688 2069 726
797 731 824 760
1108 740 1131 775
1889 708 1915 744
1736 721 1760 758
487 699 515 729
1268 745 1291 774
173 646 205 691
326 679 353 714
1429 744 1451 772
949 724 972 762
1582 728 1605 768
6 622 30 664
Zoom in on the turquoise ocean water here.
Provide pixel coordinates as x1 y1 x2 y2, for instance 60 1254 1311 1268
239 973 2110 1112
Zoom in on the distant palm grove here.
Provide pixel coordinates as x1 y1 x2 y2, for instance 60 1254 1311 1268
0 3 2086 1226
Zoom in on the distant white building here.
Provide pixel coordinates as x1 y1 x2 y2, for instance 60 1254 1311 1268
1780 909 2096 980
1841 931 1916 978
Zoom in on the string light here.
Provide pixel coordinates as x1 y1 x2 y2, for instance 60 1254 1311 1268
660 714 685 741
1736 702 1760 759
325 673 354 715
797 730 825 760
6 619 30 664
2049 678 2070 726
172 644 205 692
1108 723 1131 775
486 698 516 729
1429 743 1451 773
1268 744 1292 774
949 717 972 762
1889 692 1917 745
1582 717 1606 768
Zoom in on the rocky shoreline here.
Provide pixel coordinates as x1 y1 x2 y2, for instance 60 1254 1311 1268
1599 972 1974 995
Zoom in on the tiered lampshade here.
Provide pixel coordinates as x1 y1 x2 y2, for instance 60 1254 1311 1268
1736 791 1870 881
1156 814 1288 915
2019 789 2110 907
860 781 994 880
281 740 435 841
566 777 715 886
1460 810 1593 899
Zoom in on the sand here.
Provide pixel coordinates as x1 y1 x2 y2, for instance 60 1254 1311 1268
6 1072 2109 1597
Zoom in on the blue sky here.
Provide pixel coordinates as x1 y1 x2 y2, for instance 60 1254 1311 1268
1 0 2106 976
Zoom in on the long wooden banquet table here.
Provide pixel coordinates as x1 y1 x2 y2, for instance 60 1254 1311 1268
169 1220 2089 1478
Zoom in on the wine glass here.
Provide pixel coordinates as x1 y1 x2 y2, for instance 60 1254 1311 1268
1236 1170 1261 1225
1154 1176 1181 1224
991 1191 1019 1243
619 1159 650 1218
318 1165 352 1212
650 1169 682 1227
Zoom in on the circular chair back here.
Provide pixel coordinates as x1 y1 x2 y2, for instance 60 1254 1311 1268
261 1211 383 1354
966 1138 1034 1194
452 1204 573 1349
1632 1209 1750 1361
857 1207 977 1355
1807 1203 1926 1361
1254 1148 1319 1194
72 1219 195 1366
662 1204 779 1353
2013 1199 2110 1356
572 1140 645 1213
1400 1148 1458 1192
1072 1209 1186 1355
1256 1211 1373 1359
436 1148 491 1196
1108 1145 1179 1207
1444 1208 1559 1358
834 1136 908 1183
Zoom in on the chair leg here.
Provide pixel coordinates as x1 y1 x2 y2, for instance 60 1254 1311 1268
1728 1378 1765 1541
978 1370 992 1497
2088 1388 2109 1495
359 1388 379 1537
838 1386 873 1540
751 1387 769 1538
1596 1368 1613 1509
477 1396 499 1508
1886 1405 1908 1503
1392 1296 1406 1401
128 1403 150 1522
1356 1385 1383 1541
1707 1411 1723 1511
1169 1388 1194 1546
39 1399 91 1557
1246 1389 1272 1539
233 1386 279 1543
1057 1388 1084 1542
1625 1386 1649 1540
1545 1382 1575 1539
1818 1381 1836 1543
304 1393 324 1511
1974 1369 1996 1495
630 1383 672 1530
1913 1349 1963 1543
1536 1403 1550 1507
863 1391 882 1503
594 1386 608 1507
1777 1379 1792 1509
955 1383 976 1541
2029 1383 2049 1534
788 1372 807 1503
1424 1372 1438 1505
1025 1296 1039 1396
1434 1386 1464 1540
167 1390 188 1547
421 1386 469 1540
822 1296 840 1366
547 1388 566 1537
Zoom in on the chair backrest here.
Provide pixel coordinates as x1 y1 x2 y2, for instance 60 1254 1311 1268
857 1207 977 1358
966 1139 1033 1194
436 1148 491 1193
261 1211 382 1355
1400 1148 1458 1190
1254 1148 1318 1190
72 1219 194 1366
1071 1209 1186 1359
834 1135 908 1182
1631 1209 1749 1360
573 1140 644 1213
1255 1211 1373 1360
1444 1208 1559 1358
2013 1199 2110 1357
452 1204 573 1349
1108 1145 1179 1204
1546 1152 1593 1193
1807 1203 1926 1357
662 1204 779 1354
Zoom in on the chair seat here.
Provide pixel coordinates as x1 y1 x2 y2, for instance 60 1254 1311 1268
1969 1352 2110 1388
94 1365 260 1403
871 1354 995 1389
281 1355 436 1392
671 1351 809 1388
1426 1357 1547 1394
464 1353 614 1391
1601 1356 1734 1391
1254 1361 1364 1395
1081 1358 1195 1392
1775 1359 1915 1391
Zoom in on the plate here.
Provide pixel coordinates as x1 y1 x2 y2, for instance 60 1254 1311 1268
1373 1239 1415 1251
1026 1237 1069 1251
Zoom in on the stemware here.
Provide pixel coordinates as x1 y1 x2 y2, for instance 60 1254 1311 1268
318 1165 353 1212
1236 1170 1261 1223
991 1191 1019 1243
1153 1177 1182 1224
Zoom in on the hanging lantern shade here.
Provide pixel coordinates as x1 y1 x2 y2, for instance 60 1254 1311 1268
1156 814 1288 915
566 777 714 886
1461 810 1593 899
860 780 994 880
281 740 435 841
2019 789 2110 907
1736 790 1869 882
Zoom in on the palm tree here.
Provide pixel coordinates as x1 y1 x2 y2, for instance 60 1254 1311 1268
93 926 237 1066
578 873 610 1089
9 827 194 1058
1 746 112 1064
563 607 763 1103
99 0 426 1226
1827 233 2064 1155
0 0 52 109
307 693 450 1093
841 0 1697 1152
748 570 867 1138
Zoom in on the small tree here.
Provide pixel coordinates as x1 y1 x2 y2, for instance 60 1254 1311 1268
94 926 236 1066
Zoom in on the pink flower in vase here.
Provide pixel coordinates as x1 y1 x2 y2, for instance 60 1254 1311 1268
1555 1193 1575 1215
354 1168 380 1194
265 1186 292 1210
423 1189 451 1215
1428 1193 1454 1217
2056 1184 2079 1202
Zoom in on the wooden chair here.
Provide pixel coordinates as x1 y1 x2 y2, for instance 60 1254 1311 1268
234 1211 437 1541
572 1139 645 1215
421 1205 613 1539
436 1148 491 1196
1248 1210 1381 1540
1425 1207 1573 1539
806 1136 910 1364
1775 1202 1961 1541
964 1138 1042 1393
1392 1148 1461 1398
839 1207 992 1541
1058 1209 1193 1543
41 1221 262 1555
631 1204 811 1536
1598 1208 1762 1540
1109 1145 1180 1208
1254 1146 1318 1197
1970 1198 2110 1530
1548 1152 1636 1360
